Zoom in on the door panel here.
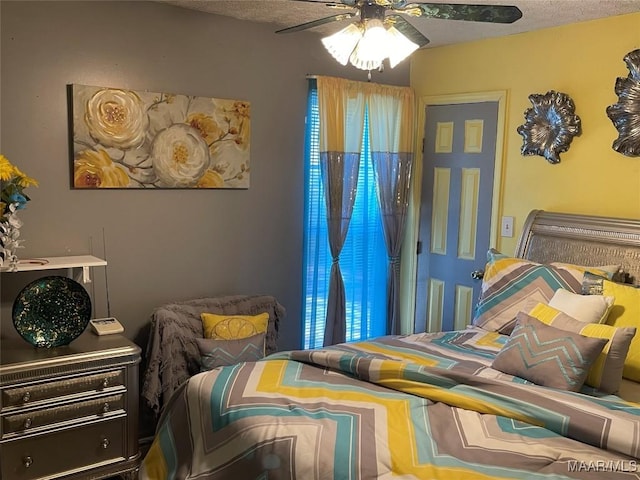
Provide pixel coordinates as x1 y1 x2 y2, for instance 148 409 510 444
415 102 498 332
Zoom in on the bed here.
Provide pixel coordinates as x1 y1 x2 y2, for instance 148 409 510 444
140 210 640 480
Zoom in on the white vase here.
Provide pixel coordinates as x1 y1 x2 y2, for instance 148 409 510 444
0 209 24 272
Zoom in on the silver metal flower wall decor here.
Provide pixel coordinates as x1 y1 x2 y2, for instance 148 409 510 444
517 90 582 164
606 49 640 157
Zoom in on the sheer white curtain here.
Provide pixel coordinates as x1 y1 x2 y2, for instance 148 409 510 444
367 84 416 335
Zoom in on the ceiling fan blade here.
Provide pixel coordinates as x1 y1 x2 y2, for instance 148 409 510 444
275 12 356 34
287 0 358 6
410 3 522 23
388 14 430 47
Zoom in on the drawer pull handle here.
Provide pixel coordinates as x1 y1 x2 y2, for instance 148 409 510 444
23 418 32 429
22 392 31 403
102 378 109 388
23 456 33 468
102 403 110 413
101 438 110 449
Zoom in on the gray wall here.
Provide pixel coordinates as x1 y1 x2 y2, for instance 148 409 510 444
0 1 409 354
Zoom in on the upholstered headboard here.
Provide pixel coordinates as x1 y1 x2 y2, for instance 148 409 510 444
515 210 640 286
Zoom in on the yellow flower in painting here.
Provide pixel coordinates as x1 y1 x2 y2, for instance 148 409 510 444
197 169 224 188
187 113 222 145
74 149 130 188
150 124 210 188
85 88 149 149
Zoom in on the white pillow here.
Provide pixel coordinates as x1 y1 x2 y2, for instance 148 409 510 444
548 289 615 324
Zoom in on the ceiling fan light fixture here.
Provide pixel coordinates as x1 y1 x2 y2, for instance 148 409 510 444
322 18 418 71
386 25 419 68
281 1 523 71
321 23 363 66
361 18 387 46
349 46 383 71
348 18 389 70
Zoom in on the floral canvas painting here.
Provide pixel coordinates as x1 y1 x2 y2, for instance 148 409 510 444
70 84 250 188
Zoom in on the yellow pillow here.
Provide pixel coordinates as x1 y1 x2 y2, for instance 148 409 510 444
597 280 640 381
528 302 636 394
201 312 269 340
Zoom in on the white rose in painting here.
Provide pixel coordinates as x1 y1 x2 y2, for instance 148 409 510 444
85 88 149 149
151 124 210 187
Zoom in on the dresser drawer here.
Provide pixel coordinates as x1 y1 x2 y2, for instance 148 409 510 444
2 394 125 437
2 370 124 409
1 418 126 480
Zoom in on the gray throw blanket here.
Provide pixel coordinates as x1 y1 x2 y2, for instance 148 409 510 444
141 294 285 414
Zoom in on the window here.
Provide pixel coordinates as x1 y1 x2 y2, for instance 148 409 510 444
302 81 387 349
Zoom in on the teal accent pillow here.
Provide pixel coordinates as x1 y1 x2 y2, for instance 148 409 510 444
196 332 266 371
492 313 607 391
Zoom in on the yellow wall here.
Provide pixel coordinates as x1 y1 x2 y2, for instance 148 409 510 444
410 12 640 255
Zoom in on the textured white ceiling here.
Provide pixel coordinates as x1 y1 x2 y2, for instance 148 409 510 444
159 0 640 48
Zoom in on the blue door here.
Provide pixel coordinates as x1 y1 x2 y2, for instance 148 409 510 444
415 101 499 332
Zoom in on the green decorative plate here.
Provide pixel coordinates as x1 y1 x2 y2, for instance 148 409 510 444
12 276 92 348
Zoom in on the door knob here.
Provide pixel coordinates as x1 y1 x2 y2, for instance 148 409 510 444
471 270 484 280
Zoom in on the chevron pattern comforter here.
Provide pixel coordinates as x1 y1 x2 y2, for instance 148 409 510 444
140 328 640 479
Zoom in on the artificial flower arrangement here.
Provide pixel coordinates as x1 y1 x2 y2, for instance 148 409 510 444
0 154 38 269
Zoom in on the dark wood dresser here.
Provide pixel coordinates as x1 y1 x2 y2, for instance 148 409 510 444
0 333 141 479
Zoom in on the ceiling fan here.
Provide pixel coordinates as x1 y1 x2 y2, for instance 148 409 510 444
276 1 523 70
